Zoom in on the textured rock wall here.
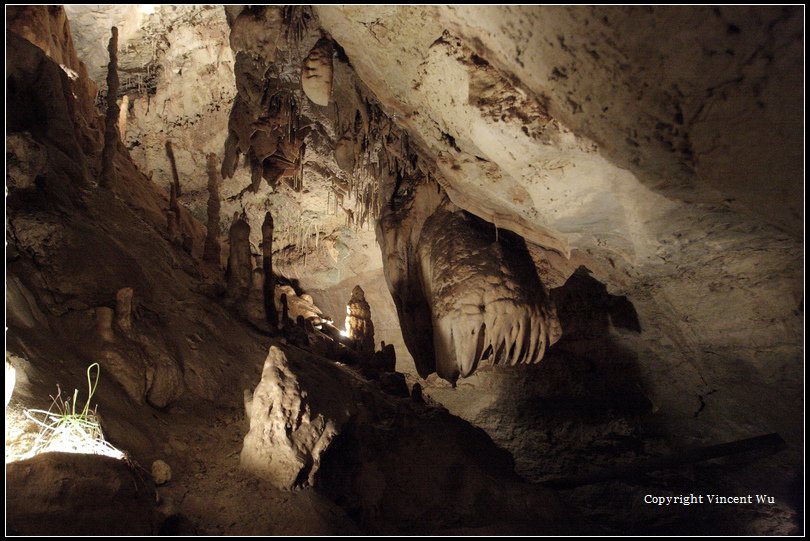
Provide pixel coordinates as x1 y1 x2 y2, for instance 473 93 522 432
315 2 803 440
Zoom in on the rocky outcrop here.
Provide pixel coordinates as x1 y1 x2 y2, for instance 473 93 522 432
274 285 327 327
7 5 101 158
241 346 358 489
65 6 238 215
6 452 157 535
115 287 134 331
240 344 565 532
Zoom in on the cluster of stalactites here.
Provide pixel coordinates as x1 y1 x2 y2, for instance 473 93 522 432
221 7 309 195
222 89 308 194
327 85 424 232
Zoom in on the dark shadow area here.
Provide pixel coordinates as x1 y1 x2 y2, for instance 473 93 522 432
461 265 652 489
533 265 649 418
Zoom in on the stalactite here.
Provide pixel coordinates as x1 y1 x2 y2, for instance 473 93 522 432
250 149 262 192
301 38 333 106
261 211 277 327
203 153 222 267
99 26 119 188
165 140 182 197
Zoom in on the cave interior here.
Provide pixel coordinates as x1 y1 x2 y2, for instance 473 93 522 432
4 5 804 536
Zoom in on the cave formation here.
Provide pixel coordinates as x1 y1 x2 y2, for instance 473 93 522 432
4 5 804 536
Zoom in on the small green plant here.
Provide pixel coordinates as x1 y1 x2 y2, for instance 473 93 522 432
23 363 124 460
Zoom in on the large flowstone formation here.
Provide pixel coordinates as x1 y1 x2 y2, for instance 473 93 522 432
417 208 561 381
378 179 561 382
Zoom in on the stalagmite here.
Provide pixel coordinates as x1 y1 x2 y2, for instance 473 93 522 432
169 182 179 214
246 268 266 324
166 210 178 242
280 293 290 328
345 285 375 356
167 183 180 242
165 140 181 197
226 214 252 301
115 287 133 331
301 38 333 106
95 307 115 342
261 211 277 327
203 153 222 266
117 94 129 141
99 26 119 188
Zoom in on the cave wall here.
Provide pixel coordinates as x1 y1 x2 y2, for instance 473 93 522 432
8 5 804 534
312 3 803 428
56 6 803 449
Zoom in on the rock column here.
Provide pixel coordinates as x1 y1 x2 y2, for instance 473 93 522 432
261 211 277 326
203 153 221 266
99 26 119 188
226 214 252 301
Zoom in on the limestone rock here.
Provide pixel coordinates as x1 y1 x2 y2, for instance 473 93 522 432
151 459 172 485
240 346 358 489
416 208 560 381
245 268 269 328
346 285 375 356
6 275 49 330
334 135 355 173
95 307 115 342
225 215 252 301
229 7 282 61
115 287 134 331
301 38 333 106
274 285 326 325
203 152 222 266
377 371 409 397
146 360 184 409
261 212 277 327
100 26 120 188
6 133 46 191
5 360 17 407
6 452 156 535
315 388 564 533
99 347 146 404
